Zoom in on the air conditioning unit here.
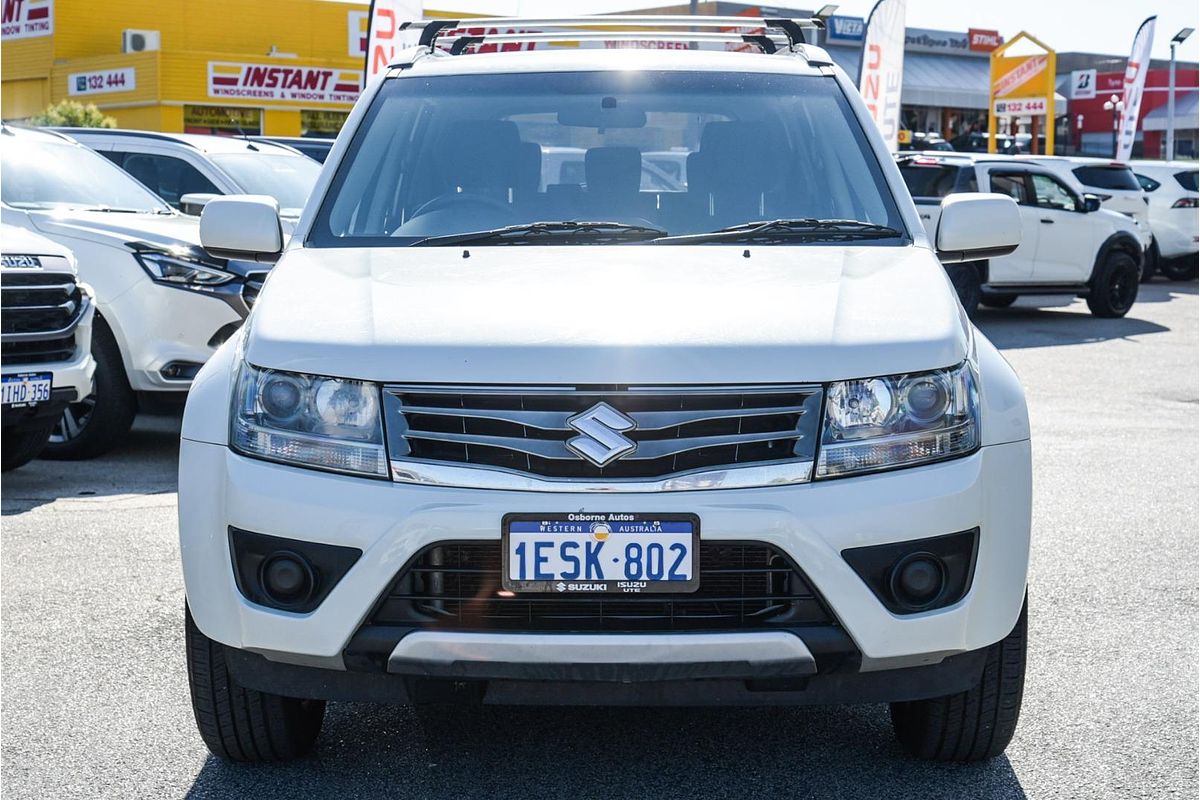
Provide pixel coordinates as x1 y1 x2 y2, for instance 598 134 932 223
122 29 161 53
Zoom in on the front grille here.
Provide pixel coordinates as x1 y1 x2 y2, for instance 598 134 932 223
0 270 84 365
365 541 833 632
384 385 823 481
241 271 269 309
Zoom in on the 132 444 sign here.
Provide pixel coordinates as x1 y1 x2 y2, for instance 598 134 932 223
68 68 135 96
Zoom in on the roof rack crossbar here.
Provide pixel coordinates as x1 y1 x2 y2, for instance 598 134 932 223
410 15 820 50
445 30 791 54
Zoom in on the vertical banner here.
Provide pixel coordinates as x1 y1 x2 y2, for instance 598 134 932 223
1115 16 1156 162
857 0 907 153
364 0 421 83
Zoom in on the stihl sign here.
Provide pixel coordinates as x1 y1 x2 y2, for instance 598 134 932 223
968 28 1001 52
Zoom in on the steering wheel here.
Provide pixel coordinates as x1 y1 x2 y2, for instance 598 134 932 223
410 192 514 220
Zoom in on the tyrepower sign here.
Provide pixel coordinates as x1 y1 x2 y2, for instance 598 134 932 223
208 63 361 105
1 0 52 40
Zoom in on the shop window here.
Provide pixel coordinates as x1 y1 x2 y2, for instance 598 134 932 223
184 105 262 136
301 110 348 137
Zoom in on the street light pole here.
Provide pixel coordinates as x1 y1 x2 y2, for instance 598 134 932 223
1167 28 1195 161
1103 94 1123 159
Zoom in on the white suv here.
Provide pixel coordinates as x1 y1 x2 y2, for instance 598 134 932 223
898 152 1145 316
181 16 1032 764
1 126 262 458
1130 160 1199 281
1 225 95 470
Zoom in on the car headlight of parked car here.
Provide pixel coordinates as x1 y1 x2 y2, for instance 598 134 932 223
816 361 979 479
131 244 235 288
231 362 387 477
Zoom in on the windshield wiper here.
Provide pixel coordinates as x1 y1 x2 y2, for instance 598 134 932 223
410 221 667 247
652 218 904 245
82 206 150 214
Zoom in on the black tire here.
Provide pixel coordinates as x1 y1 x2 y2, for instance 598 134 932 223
41 316 136 460
947 263 982 318
1 420 56 471
1086 251 1140 318
1159 255 1199 282
891 599 1027 762
980 293 1018 309
1140 241 1158 283
185 606 325 762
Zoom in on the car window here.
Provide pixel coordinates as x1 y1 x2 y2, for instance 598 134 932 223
1174 170 1199 192
311 70 907 246
1030 173 1079 211
1072 165 1141 191
118 153 221 209
208 153 321 215
0 138 172 213
1135 173 1161 192
989 172 1031 205
898 164 959 198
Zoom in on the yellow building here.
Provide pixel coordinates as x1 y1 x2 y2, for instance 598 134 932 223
1 0 378 136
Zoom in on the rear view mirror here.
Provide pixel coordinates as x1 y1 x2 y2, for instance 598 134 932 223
200 195 284 263
558 100 647 129
1081 194 1103 213
935 193 1021 264
179 192 220 216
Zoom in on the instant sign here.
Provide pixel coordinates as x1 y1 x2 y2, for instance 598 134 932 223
208 62 361 104
987 31 1057 154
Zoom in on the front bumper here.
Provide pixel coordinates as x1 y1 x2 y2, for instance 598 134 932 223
1 309 96 429
181 437 1031 684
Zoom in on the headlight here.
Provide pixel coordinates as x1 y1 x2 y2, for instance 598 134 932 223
816 361 978 479
230 362 387 477
133 248 234 287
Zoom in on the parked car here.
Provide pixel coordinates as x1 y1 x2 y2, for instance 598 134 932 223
1020 156 1154 275
951 131 1015 153
1129 160 1199 281
248 136 336 164
897 152 1145 317
1 224 95 470
55 129 321 223
181 16 1032 765
899 131 953 151
1 125 263 458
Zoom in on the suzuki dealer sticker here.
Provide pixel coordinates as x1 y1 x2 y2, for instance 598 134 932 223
207 62 361 104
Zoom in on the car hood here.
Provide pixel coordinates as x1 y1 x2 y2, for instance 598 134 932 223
25 209 203 250
0 222 74 259
246 245 970 385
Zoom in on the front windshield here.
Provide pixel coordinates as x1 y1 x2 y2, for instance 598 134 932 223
1 136 172 213
311 70 906 246
210 153 321 215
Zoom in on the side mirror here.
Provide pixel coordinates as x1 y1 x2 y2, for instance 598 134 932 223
1081 194 1103 213
935 193 1021 264
178 192 220 216
200 195 283 263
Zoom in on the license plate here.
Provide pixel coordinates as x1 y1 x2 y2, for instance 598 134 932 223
503 513 700 594
1 372 52 407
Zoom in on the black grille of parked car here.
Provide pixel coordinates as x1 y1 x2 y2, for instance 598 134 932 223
364 541 834 632
383 385 823 481
0 269 86 365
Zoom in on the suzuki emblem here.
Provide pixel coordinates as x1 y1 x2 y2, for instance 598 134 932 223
566 402 637 467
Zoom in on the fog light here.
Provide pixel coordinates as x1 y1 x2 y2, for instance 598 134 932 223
259 551 315 606
890 552 947 610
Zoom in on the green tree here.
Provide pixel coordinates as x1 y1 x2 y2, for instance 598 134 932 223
29 100 117 129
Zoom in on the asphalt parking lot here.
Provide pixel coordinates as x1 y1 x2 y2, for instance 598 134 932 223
1 281 1196 800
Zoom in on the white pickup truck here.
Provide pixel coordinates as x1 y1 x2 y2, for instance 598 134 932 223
898 152 1145 317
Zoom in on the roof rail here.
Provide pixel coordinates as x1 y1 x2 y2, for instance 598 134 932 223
445 30 792 56
408 15 822 52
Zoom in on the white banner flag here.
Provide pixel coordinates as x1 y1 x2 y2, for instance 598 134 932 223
1115 16 1156 162
364 0 421 82
857 0 907 153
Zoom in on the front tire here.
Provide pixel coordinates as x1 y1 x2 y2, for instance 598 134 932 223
947 263 982 318
1086 251 1140 318
1 420 56 471
186 607 325 762
41 317 136 460
1159 254 1199 282
980 293 1018 309
891 600 1027 762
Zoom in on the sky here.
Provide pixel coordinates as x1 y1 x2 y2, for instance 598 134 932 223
380 0 1200 63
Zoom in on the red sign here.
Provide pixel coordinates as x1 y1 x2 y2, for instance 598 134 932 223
968 28 1001 52
208 62 361 104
